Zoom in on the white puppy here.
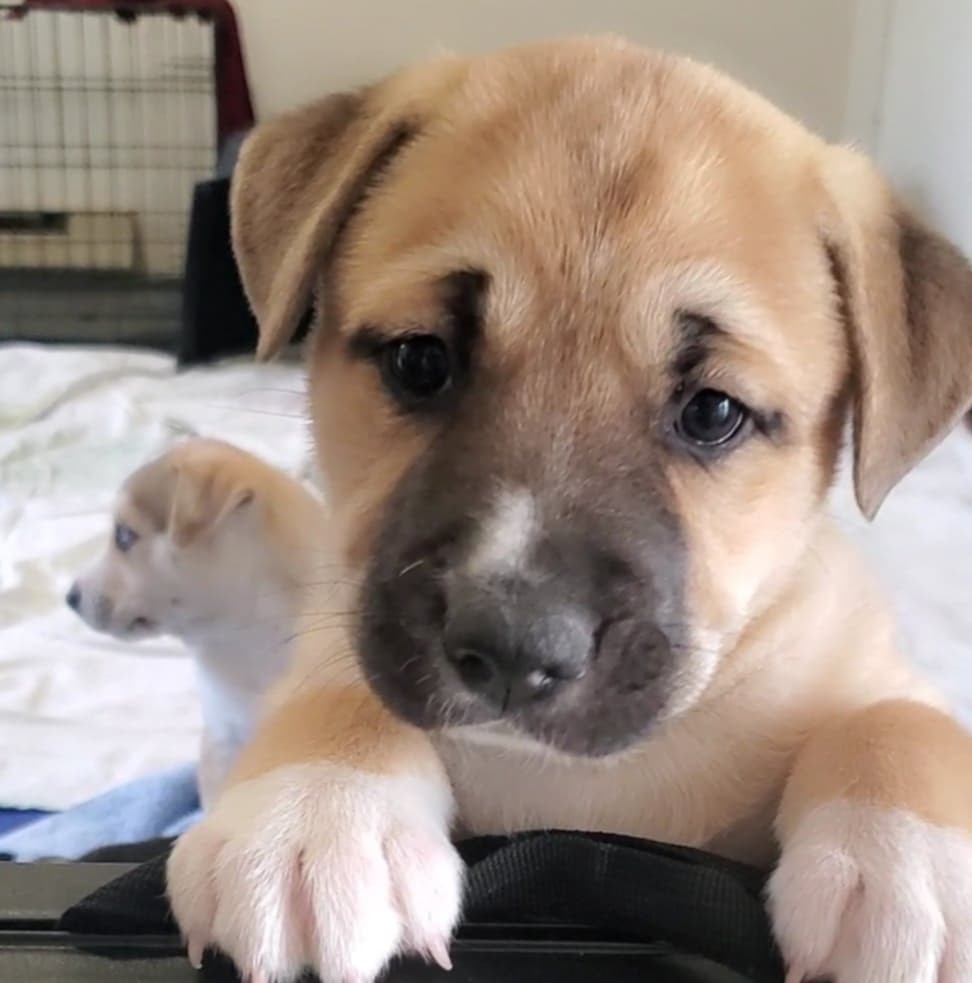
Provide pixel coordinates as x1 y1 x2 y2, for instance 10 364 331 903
67 438 328 805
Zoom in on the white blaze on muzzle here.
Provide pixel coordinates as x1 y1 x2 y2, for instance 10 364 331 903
465 488 538 577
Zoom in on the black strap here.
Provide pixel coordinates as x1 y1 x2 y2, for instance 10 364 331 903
59 831 783 981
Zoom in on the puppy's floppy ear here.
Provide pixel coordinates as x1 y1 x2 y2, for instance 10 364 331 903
167 462 254 547
230 59 465 360
822 148 972 518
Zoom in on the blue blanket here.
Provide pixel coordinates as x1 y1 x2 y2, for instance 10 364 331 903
0 763 201 861
0 809 49 836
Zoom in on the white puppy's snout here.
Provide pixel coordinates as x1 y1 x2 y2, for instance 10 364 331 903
67 581 114 631
67 557 122 633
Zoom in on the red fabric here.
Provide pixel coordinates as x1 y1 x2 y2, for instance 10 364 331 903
11 0 256 146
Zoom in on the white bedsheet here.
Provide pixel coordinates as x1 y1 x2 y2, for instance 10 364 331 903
0 342 970 811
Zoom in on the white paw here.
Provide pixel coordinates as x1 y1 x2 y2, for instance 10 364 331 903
167 763 462 983
768 800 972 983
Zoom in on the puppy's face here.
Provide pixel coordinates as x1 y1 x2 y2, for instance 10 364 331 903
233 40 972 756
68 440 258 641
71 494 175 640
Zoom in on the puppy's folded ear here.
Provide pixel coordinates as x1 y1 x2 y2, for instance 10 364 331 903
823 148 972 518
230 59 465 360
168 462 254 547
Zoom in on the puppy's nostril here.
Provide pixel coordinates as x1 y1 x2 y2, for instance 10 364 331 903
65 585 81 612
446 642 572 710
450 648 499 692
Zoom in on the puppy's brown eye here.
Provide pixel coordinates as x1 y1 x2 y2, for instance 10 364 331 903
382 336 451 403
114 523 138 552
677 389 748 447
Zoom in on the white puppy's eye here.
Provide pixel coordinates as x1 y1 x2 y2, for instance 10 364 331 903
114 522 139 552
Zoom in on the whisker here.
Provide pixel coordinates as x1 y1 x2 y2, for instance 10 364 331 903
200 403 308 420
285 650 361 698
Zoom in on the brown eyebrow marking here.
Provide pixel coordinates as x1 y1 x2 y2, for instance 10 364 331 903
671 311 725 377
346 269 489 362
346 325 400 358
671 311 788 442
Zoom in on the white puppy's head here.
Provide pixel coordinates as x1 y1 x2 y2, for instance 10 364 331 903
67 438 302 642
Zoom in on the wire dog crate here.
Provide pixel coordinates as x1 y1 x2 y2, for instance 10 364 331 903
0 1 250 349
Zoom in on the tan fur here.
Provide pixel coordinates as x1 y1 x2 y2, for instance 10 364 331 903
233 60 467 358
822 150 972 517
230 683 446 786
777 700 972 840
124 439 326 562
168 461 253 548
228 37 972 860
309 329 435 566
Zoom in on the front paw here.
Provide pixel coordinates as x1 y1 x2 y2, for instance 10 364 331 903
167 763 462 983
768 800 972 983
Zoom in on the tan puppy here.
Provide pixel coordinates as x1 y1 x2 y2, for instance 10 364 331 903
167 38 972 983
68 438 327 805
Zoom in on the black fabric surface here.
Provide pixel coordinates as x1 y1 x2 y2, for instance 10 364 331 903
177 177 258 366
59 830 783 982
462 831 780 979
177 176 311 366
78 837 176 864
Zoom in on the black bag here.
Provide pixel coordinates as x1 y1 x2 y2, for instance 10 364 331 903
13 830 785 982
177 177 259 366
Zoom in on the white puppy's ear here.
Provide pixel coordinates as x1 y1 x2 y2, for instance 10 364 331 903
167 462 254 547
230 57 465 359
822 147 972 519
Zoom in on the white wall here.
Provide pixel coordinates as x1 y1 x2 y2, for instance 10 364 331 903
234 0 857 140
234 1 972 255
841 0 895 149
872 0 972 255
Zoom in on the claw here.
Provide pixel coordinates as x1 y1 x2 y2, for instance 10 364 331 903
247 972 269 983
428 938 453 972
187 937 205 970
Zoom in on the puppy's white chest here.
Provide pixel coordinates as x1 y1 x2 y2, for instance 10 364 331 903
436 727 786 865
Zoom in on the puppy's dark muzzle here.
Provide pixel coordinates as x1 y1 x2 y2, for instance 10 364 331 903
442 578 593 711
357 465 687 754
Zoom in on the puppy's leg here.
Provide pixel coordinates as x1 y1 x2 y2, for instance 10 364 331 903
768 700 972 983
167 670 460 983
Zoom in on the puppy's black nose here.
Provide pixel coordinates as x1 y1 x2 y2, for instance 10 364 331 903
443 585 591 711
65 584 82 612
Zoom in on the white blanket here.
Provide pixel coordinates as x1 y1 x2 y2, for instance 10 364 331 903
0 342 970 810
